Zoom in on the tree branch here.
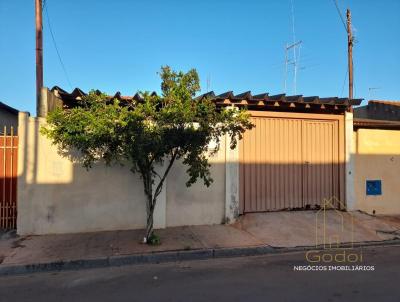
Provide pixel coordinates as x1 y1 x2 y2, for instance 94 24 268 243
152 152 177 205
152 168 162 181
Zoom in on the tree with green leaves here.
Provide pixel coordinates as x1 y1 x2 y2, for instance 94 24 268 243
42 66 253 243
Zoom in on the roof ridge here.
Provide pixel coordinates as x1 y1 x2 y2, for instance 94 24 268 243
50 87 363 109
369 100 400 106
0 101 19 114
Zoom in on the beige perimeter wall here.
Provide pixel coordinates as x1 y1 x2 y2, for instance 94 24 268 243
17 113 226 235
353 129 400 215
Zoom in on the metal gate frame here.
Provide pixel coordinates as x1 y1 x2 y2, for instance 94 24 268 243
239 111 345 214
0 126 18 229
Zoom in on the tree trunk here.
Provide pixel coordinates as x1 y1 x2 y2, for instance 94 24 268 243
142 153 177 243
145 194 155 241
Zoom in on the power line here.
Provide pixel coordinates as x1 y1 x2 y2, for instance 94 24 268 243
332 0 347 33
43 0 73 89
353 62 356 98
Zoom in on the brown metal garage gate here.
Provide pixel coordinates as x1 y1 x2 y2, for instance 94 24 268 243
239 111 345 213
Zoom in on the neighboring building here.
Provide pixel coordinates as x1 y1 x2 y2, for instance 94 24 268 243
353 119 400 215
353 118 400 130
0 101 19 230
352 99 400 215
354 100 400 121
0 101 19 134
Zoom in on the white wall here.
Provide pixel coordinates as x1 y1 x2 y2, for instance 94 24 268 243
17 113 228 235
345 111 356 210
166 141 226 227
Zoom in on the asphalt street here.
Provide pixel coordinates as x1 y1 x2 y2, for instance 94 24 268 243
0 245 399 302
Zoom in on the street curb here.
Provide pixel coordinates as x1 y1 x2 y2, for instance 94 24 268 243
1 239 399 276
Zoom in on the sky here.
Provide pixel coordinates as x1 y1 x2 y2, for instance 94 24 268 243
1 0 399 115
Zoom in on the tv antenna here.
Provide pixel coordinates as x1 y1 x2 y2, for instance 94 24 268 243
284 0 302 94
284 40 302 94
206 74 211 92
368 87 381 100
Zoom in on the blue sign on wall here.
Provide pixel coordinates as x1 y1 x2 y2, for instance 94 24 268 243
366 180 382 196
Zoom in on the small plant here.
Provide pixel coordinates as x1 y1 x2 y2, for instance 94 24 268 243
147 233 161 245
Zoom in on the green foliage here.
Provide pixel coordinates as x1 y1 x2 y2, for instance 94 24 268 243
42 66 253 239
147 232 161 245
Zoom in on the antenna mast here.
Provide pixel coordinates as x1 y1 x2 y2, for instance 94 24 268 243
284 41 302 94
206 74 211 92
284 0 302 94
368 87 381 100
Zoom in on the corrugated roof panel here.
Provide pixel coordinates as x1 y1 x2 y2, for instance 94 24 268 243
303 96 319 103
215 91 234 99
233 91 252 100
252 93 269 100
269 94 286 101
50 86 363 110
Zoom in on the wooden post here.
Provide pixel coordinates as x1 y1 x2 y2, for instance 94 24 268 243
35 0 43 117
347 9 353 100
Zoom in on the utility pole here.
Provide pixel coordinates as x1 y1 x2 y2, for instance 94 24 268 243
347 9 353 100
35 0 43 117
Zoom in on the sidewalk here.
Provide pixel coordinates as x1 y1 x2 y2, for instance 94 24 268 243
0 211 399 274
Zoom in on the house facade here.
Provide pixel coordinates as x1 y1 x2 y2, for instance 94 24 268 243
0 101 19 134
352 103 400 215
354 100 400 121
0 101 19 229
351 115 400 215
16 87 363 235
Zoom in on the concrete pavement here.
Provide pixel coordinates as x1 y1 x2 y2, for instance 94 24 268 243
0 245 399 302
0 211 399 273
